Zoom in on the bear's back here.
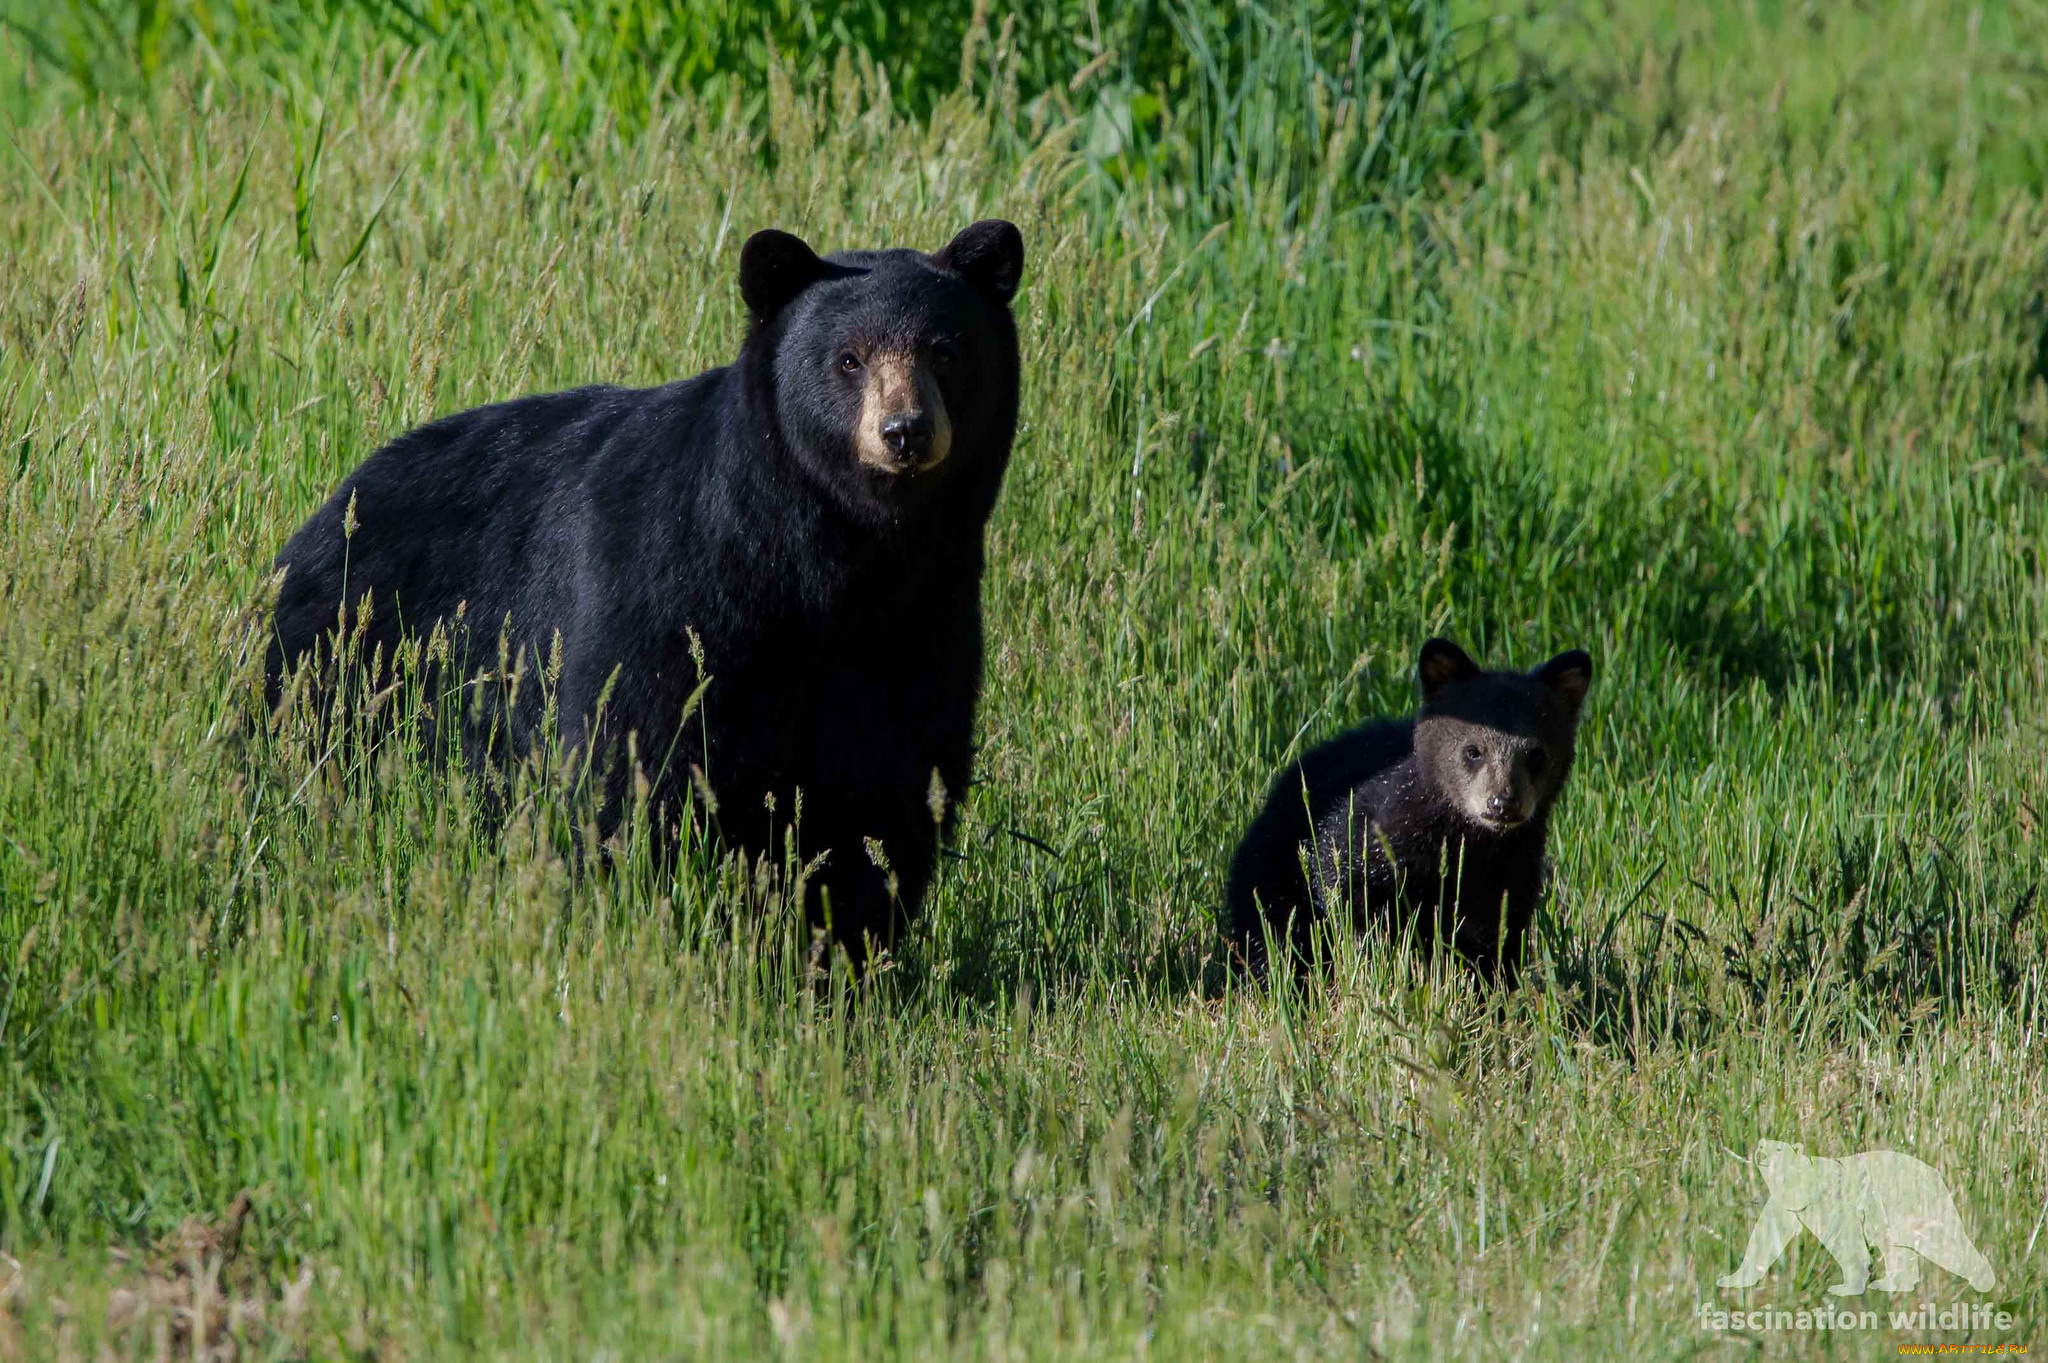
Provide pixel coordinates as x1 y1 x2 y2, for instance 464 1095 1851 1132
266 374 742 706
1223 718 1414 967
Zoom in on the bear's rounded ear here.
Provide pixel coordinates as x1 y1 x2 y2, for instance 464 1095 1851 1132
935 220 1024 303
739 229 829 324
1777 1149 1816 1209
1417 638 1479 700
1534 649 1594 712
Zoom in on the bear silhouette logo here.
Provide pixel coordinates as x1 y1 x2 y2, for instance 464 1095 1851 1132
1718 1141 1996 1296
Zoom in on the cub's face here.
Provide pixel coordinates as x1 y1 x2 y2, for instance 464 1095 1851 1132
738 222 1023 518
1410 639 1594 834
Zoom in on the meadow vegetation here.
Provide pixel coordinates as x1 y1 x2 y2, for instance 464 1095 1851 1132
1 0 2045 1357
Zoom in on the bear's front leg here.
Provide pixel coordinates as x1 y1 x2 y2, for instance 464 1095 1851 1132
1718 1201 1802 1289
1805 1212 1872 1296
1495 876 1543 988
802 807 937 975
802 853 892 976
1869 1244 1923 1293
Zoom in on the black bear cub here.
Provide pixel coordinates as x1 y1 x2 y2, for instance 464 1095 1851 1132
1225 639 1593 987
267 221 1026 967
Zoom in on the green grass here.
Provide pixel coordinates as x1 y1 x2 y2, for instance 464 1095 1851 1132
0 0 1500 223
2 1 2047 1358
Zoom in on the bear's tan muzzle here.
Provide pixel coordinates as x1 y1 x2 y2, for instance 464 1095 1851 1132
856 353 953 475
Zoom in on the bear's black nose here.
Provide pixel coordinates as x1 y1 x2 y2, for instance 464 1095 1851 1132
881 410 933 462
1486 792 1509 816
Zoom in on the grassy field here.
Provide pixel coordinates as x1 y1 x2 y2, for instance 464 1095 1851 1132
2 0 2046 1357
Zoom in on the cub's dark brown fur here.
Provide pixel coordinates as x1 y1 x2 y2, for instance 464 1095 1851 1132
1224 639 1593 986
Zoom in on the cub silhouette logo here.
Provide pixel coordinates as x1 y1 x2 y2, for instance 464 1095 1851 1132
1718 1141 1996 1296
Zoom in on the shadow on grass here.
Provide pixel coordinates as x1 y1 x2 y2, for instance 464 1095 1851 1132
1534 832 2045 1054
1533 870 1722 1055
1324 381 1948 697
909 825 1219 1014
1713 830 2044 1025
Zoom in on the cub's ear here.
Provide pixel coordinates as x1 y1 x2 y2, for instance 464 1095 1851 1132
1417 638 1480 700
739 229 830 324
935 220 1024 303
1534 649 1594 712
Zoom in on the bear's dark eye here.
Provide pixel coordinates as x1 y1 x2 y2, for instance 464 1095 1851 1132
1463 743 1483 764
930 339 958 369
1527 746 1549 775
837 351 862 375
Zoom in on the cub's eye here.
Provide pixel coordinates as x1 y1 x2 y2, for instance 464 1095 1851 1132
1527 747 1549 775
1462 743 1484 764
930 339 958 368
837 352 862 374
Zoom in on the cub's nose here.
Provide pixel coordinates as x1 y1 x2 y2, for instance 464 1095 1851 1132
880 410 933 462
1485 792 1511 818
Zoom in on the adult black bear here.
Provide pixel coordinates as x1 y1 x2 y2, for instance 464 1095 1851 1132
1224 639 1592 987
267 221 1026 965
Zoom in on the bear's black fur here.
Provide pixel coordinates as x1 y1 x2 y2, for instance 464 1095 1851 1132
266 221 1026 965
1224 639 1593 987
